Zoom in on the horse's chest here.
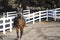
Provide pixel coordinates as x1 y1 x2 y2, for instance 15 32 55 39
18 19 24 25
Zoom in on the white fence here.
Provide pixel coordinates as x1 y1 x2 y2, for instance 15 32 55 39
23 8 60 24
0 11 16 34
53 8 60 21
23 10 48 24
0 8 60 34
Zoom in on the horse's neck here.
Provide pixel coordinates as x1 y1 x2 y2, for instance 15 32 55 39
17 14 23 19
20 15 22 19
19 14 24 20
20 14 22 19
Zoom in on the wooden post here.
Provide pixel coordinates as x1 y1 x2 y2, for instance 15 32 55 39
54 10 56 21
10 18 12 32
46 9 48 21
33 13 35 24
3 13 5 34
39 11 41 22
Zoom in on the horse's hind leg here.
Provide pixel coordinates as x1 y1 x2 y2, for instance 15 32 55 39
16 27 19 38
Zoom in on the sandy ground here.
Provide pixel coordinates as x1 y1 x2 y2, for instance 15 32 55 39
0 21 60 40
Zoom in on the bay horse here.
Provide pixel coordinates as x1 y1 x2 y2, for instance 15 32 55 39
13 13 26 39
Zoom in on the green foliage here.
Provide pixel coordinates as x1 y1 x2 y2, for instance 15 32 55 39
0 0 60 11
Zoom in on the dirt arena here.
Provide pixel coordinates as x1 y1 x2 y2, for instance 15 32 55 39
0 21 60 40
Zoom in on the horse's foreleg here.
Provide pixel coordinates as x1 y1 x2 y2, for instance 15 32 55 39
20 30 23 38
16 27 19 38
20 27 24 38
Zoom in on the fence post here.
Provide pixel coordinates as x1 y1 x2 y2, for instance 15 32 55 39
3 13 5 34
46 9 48 21
39 11 41 22
10 18 12 32
7 12 8 18
33 13 35 24
54 10 56 21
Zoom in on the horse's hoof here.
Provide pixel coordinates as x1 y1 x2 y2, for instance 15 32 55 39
17 36 19 38
14 38 19 40
14 39 18 40
14 38 21 40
